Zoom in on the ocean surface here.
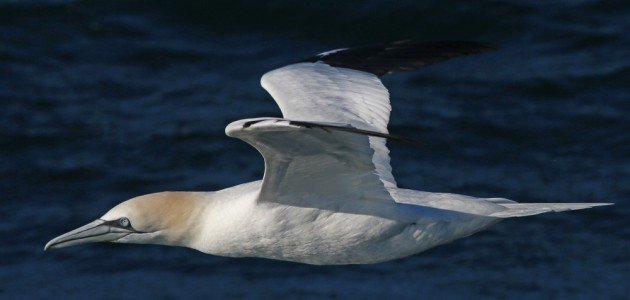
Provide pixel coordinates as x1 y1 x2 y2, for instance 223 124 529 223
1 0 628 298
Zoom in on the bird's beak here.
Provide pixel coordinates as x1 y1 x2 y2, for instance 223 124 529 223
44 219 133 251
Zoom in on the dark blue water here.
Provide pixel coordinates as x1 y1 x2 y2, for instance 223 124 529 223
1 0 628 298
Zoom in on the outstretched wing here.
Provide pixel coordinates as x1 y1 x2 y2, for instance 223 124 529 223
262 40 494 131
231 40 493 205
261 63 398 188
260 40 494 190
226 118 403 205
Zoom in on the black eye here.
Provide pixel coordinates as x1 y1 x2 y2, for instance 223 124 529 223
118 217 130 227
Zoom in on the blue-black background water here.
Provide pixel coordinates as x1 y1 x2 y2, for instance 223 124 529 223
1 0 628 298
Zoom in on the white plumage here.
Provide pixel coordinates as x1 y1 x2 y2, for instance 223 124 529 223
261 63 396 187
45 40 612 265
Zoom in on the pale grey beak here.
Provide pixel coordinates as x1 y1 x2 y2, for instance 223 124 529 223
44 219 134 251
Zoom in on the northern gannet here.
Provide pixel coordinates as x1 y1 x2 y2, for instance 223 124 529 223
45 40 611 265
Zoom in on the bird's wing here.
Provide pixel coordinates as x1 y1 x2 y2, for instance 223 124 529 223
226 118 410 205
260 40 494 190
230 41 493 205
261 63 398 188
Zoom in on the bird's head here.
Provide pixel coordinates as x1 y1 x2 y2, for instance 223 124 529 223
44 192 203 251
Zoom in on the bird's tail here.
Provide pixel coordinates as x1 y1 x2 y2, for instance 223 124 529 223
489 202 612 218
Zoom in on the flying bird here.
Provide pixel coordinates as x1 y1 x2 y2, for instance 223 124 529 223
45 40 611 265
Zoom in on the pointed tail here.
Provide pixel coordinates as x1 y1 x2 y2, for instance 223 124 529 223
490 203 613 218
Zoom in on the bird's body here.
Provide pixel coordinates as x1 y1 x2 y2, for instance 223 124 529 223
46 40 611 265
116 180 501 265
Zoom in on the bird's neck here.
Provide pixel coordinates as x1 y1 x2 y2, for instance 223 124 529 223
138 181 262 255
176 184 261 256
140 192 214 248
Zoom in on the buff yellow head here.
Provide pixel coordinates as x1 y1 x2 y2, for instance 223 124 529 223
45 192 204 250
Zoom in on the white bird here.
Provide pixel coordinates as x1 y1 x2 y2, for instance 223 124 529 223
45 40 611 265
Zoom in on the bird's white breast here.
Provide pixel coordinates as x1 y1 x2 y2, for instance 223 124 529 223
189 181 499 265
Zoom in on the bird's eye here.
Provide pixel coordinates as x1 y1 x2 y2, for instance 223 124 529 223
118 217 130 227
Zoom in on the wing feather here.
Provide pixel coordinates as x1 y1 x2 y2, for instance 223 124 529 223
235 40 495 204
261 63 396 188
302 40 495 76
226 118 395 204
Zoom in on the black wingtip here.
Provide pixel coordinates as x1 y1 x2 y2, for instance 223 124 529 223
303 39 497 76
